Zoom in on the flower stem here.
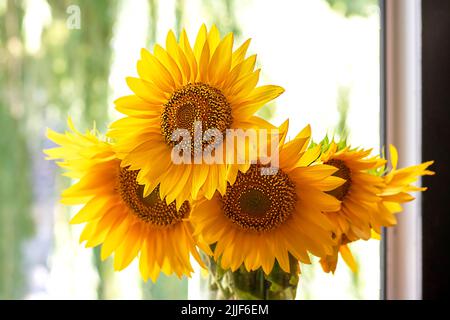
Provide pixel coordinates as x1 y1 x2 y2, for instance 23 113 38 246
205 254 300 300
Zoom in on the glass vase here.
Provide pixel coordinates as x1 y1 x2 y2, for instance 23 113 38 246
202 254 300 300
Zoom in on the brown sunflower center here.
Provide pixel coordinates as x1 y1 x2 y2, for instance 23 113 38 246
222 165 297 232
324 159 351 200
161 83 233 153
239 189 272 216
117 168 190 226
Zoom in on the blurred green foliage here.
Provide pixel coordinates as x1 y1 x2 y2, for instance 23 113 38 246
336 85 350 142
147 0 158 45
44 0 117 129
0 108 34 299
0 0 34 300
142 274 188 299
325 0 378 17
201 0 241 37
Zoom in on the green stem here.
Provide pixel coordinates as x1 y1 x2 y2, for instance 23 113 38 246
205 254 300 300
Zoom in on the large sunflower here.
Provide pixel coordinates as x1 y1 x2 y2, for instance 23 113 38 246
191 124 345 274
107 24 284 207
45 120 206 281
318 142 386 273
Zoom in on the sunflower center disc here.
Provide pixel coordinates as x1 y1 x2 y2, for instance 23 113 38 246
161 83 233 154
118 168 189 226
222 165 297 232
239 189 272 216
325 159 352 200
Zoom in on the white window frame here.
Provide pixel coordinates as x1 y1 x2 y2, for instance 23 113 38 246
384 0 423 300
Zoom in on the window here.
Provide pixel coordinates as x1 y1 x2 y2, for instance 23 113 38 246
1 0 386 300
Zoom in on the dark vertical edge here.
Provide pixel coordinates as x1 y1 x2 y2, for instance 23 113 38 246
378 0 387 301
421 0 450 299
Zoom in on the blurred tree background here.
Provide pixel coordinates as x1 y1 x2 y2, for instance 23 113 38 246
0 0 33 299
325 0 378 17
0 0 380 299
0 0 244 300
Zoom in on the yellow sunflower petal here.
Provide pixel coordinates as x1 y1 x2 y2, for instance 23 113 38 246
193 24 208 62
208 33 233 86
339 244 358 273
154 44 183 87
232 85 285 118
232 38 251 67
207 24 221 54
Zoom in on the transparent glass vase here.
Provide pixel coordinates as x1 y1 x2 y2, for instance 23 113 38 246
200 253 300 300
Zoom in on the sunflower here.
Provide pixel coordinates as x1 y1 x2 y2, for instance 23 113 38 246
190 124 345 274
107 24 284 207
45 119 207 281
372 144 435 233
318 142 386 273
319 143 434 273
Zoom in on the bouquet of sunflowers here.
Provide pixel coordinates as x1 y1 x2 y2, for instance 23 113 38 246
45 25 434 300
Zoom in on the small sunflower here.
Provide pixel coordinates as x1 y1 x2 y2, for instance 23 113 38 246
318 142 386 273
45 119 207 281
191 124 345 274
372 144 435 233
107 24 284 207
320 143 434 273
